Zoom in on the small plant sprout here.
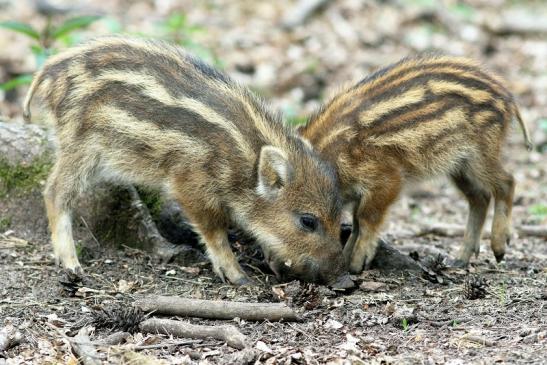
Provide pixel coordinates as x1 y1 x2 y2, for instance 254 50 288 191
155 12 219 66
497 281 509 306
529 204 547 218
402 318 409 331
0 15 101 91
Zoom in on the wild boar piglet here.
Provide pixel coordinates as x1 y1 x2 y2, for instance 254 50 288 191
299 55 533 272
24 37 351 287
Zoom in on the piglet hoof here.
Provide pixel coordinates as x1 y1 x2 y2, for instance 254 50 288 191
232 277 254 286
59 261 84 276
348 257 364 274
329 273 355 290
494 252 505 263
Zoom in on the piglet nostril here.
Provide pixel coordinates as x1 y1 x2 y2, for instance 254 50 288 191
329 272 355 290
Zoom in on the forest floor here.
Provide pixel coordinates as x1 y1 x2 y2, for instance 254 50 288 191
1 0 546 364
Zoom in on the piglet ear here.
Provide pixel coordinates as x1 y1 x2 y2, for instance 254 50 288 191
257 145 292 198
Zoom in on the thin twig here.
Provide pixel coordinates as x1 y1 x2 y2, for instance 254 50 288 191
80 216 100 247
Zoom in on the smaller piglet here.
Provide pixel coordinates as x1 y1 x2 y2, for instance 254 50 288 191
299 55 533 272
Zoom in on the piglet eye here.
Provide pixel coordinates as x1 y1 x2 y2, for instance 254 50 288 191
300 214 318 232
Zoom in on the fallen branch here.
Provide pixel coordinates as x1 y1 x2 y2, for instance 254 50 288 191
70 328 102 365
414 223 547 239
415 223 466 238
140 318 247 349
0 234 28 249
460 334 496 347
135 296 299 322
371 239 423 272
281 0 331 29
0 325 23 352
518 225 547 238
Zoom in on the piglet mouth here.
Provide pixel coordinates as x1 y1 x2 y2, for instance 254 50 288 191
263 251 290 281
268 260 282 279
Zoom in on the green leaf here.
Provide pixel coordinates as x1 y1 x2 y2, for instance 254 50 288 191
450 3 475 21
0 74 33 91
51 15 101 39
529 204 547 217
166 13 187 31
0 21 40 40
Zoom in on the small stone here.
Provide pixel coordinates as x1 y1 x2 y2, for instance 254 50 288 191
359 281 387 292
255 340 273 354
324 318 344 330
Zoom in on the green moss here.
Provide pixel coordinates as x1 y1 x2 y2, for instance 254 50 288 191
136 187 164 219
0 157 52 197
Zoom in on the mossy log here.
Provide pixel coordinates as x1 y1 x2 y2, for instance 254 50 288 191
0 120 203 264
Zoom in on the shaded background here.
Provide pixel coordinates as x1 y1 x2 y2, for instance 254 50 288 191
1 0 545 230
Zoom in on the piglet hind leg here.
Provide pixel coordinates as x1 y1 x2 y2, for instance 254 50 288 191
44 156 92 274
450 172 490 267
490 169 515 263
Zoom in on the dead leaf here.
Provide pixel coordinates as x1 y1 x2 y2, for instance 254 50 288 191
117 279 133 293
272 286 286 301
179 266 200 275
0 234 28 248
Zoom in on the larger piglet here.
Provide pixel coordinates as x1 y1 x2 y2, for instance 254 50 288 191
24 37 350 287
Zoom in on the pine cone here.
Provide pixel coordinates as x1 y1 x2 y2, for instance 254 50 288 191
464 275 488 300
424 253 447 273
92 305 145 333
58 270 83 297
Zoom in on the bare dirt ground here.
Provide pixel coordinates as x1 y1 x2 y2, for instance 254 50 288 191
1 0 546 364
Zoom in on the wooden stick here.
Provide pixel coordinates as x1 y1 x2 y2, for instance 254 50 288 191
127 186 196 263
70 328 102 365
140 318 247 349
282 0 331 29
0 325 23 352
518 225 547 238
415 223 466 238
135 296 299 322
371 239 423 272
